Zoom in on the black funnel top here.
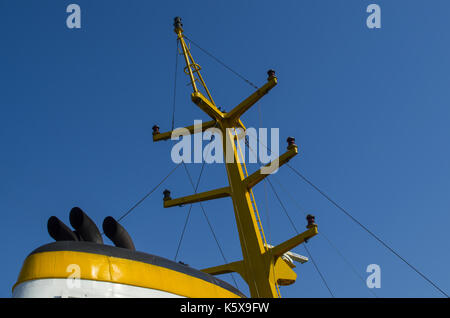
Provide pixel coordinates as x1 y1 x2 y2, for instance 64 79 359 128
47 216 78 242
69 207 103 244
103 216 135 251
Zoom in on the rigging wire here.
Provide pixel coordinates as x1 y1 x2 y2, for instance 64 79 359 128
320 232 378 298
182 162 240 290
174 161 207 261
234 128 269 249
244 136 329 297
266 178 335 298
257 105 281 297
262 181 272 243
270 175 378 298
169 44 240 287
183 35 259 89
116 163 182 223
245 122 371 297
262 178 280 296
302 243 335 297
177 34 448 298
257 105 273 243
174 123 219 261
286 164 449 298
245 126 448 298
235 128 280 297
171 39 179 131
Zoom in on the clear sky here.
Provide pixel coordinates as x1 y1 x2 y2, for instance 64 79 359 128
1 0 449 298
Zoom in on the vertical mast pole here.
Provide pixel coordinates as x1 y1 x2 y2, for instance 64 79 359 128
172 17 281 297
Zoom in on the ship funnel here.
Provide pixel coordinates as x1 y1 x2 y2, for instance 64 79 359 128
69 207 103 244
47 216 78 241
102 216 136 251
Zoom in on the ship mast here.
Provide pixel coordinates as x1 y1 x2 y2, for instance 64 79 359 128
152 17 318 298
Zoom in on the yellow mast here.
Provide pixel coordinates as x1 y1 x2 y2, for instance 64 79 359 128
152 17 318 298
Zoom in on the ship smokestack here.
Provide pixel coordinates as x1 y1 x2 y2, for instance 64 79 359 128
47 216 78 241
69 207 103 244
102 216 135 251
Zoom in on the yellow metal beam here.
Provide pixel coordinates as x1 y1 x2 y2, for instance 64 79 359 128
191 91 224 121
202 260 247 282
268 225 318 259
185 45 217 107
164 186 231 208
221 125 280 298
153 120 217 142
225 77 277 122
176 31 198 92
244 145 298 189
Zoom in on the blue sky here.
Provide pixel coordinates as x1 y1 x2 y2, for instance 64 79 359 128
1 0 449 298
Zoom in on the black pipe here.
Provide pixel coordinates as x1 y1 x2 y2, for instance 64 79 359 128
47 216 78 241
69 207 103 244
103 216 135 251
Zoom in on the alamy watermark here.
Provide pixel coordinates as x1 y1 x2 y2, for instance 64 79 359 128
66 4 81 29
366 4 381 29
170 120 282 174
366 264 381 289
65 4 381 30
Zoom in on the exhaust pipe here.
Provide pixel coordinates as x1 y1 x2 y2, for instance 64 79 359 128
47 216 78 241
69 207 103 244
102 216 135 251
